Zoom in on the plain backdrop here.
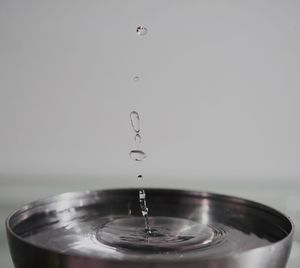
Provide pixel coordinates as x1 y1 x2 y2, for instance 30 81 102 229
1 0 300 181
0 1 299 267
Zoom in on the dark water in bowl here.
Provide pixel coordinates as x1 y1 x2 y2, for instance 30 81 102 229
16 209 273 261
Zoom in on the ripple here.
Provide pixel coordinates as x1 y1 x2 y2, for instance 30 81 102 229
96 216 227 253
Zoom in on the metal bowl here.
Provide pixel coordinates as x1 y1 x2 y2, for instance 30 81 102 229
6 188 294 268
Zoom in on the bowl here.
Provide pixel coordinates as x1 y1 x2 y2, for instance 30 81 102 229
6 188 294 268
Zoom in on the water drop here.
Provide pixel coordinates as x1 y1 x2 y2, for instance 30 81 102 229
139 189 146 199
137 174 143 181
130 111 140 133
141 209 149 217
129 150 147 161
135 133 141 144
136 26 148 36
133 76 140 82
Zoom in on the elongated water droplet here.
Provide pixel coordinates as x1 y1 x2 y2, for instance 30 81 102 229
129 150 146 161
137 174 143 181
136 26 148 36
130 111 140 133
135 133 141 144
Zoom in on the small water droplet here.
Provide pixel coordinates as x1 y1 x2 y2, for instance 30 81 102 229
137 174 143 181
139 189 146 199
141 210 149 217
133 76 140 82
136 26 148 36
130 111 140 133
135 133 141 144
129 150 147 161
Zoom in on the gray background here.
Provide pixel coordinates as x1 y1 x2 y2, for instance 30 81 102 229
0 0 299 267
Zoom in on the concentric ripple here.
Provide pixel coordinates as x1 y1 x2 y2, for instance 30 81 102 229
18 210 274 260
97 216 226 252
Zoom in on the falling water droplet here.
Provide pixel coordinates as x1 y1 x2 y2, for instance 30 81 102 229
135 133 141 144
136 26 148 36
130 111 140 133
133 76 140 82
137 174 143 181
129 150 147 161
